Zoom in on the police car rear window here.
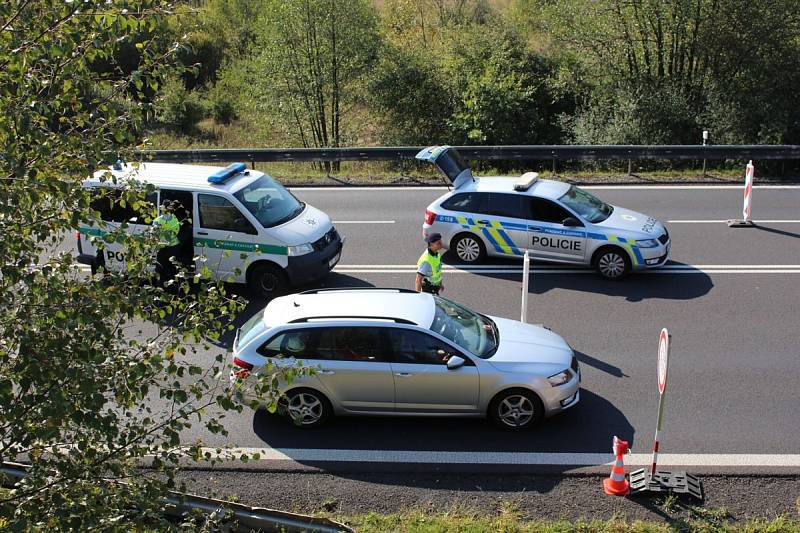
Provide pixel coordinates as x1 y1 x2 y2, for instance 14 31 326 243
441 193 487 213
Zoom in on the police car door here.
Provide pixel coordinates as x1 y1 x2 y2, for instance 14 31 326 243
481 193 528 257
195 193 258 281
527 197 587 263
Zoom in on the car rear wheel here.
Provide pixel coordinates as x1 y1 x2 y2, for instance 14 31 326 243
593 247 631 280
452 233 486 264
488 389 543 431
247 263 288 298
280 388 332 428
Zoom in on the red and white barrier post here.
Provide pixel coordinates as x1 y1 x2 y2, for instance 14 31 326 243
727 160 756 227
520 249 530 323
629 328 704 499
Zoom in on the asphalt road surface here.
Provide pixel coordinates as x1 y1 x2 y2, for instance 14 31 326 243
64 184 800 474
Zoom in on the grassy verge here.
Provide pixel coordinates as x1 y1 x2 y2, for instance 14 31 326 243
341 510 800 532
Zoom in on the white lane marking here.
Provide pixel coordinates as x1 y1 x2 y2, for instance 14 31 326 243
668 219 800 223
291 185 800 192
334 268 800 274
333 220 395 224
338 264 800 269
198 447 800 467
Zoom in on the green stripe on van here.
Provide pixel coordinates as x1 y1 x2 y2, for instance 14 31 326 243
193 237 288 256
79 227 107 237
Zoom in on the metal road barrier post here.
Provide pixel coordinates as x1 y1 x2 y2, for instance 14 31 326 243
727 160 757 227
520 249 530 323
1 462 353 533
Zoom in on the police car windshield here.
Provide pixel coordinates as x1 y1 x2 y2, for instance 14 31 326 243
234 175 304 228
558 185 613 223
431 296 498 358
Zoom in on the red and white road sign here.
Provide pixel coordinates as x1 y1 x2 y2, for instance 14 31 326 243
742 160 755 221
657 328 669 395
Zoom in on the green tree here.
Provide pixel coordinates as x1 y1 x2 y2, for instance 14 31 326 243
252 0 380 165
0 1 294 529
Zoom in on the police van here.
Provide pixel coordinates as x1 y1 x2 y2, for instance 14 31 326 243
76 162 343 296
417 146 670 279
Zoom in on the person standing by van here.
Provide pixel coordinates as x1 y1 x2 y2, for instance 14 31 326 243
153 205 181 284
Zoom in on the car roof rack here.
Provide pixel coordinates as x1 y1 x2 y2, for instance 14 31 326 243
288 316 416 325
298 287 419 295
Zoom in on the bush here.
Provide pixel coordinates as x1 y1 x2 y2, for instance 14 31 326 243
154 75 206 132
206 85 237 125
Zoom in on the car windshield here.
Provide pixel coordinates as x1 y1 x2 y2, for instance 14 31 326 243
430 296 498 358
236 309 266 349
234 174 305 228
558 185 613 223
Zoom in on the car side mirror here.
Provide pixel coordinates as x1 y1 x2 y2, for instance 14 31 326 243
446 355 465 370
562 217 582 227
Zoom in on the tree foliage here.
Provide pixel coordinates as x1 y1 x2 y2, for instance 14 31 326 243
0 1 294 529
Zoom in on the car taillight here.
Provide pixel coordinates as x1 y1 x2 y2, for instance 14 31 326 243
232 356 253 379
424 210 437 225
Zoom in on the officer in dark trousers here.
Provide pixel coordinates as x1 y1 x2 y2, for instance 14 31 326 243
415 233 445 295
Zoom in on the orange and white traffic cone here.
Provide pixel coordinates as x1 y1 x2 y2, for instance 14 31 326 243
603 435 630 496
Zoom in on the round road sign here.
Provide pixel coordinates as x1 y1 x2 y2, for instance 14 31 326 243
657 328 669 395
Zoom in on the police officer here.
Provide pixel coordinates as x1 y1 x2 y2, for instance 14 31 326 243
153 205 181 284
416 233 444 295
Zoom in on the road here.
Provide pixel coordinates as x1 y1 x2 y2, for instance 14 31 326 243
66 184 800 473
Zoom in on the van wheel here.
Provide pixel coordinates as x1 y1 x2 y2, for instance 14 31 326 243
593 246 631 280
248 263 288 298
452 233 486 264
279 388 332 428
488 389 543 431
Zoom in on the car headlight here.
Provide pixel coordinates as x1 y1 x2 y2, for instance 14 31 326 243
547 369 573 387
287 243 314 256
635 238 659 248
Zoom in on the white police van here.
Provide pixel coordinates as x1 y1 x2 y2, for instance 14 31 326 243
76 162 343 296
417 146 670 279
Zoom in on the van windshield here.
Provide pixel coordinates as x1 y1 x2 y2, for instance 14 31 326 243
234 175 304 228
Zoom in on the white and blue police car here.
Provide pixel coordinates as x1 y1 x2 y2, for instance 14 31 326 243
77 162 343 296
418 146 670 279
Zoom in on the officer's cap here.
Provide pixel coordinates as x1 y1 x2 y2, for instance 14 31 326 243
425 232 442 244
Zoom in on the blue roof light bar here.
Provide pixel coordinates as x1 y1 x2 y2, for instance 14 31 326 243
208 162 247 184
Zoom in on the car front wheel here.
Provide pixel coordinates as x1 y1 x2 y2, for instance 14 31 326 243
488 389 543 431
594 247 631 280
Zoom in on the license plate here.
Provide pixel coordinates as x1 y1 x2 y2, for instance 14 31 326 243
328 252 340 268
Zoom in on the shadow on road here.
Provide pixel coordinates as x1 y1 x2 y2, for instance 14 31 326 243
251 388 634 455
753 224 800 240
442 254 714 302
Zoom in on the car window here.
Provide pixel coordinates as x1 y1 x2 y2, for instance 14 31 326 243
316 327 389 362
487 193 529 219
233 174 305 228
89 187 156 224
387 329 466 365
441 193 488 214
198 194 257 234
529 197 573 224
257 329 322 359
557 185 613 223
160 189 193 225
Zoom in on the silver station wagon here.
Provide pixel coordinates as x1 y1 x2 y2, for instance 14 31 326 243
230 288 580 430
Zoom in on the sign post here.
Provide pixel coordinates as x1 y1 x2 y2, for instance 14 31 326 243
727 160 756 227
629 329 703 499
520 250 530 323
651 328 670 476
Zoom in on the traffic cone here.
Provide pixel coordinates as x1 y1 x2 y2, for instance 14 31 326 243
603 435 630 496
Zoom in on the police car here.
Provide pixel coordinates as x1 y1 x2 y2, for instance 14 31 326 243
417 146 670 279
76 162 343 296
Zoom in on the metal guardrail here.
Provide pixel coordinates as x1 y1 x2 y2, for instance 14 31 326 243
138 145 800 163
1 462 352 533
